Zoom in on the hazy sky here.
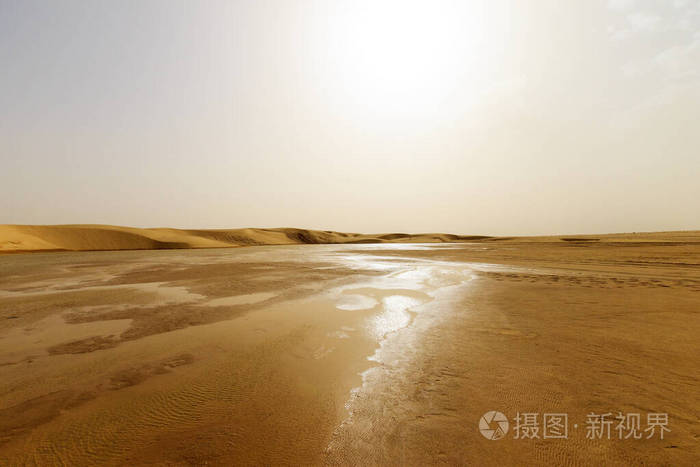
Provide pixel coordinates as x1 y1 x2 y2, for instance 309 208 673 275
1 0 698 235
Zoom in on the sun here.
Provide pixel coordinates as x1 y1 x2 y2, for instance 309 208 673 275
313 1 488 124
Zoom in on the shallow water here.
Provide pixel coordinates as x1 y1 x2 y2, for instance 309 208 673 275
0 244 477 465
1 242 697 465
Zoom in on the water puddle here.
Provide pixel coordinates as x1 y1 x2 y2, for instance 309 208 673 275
335 294 378 311
367 295 423 340
204 292 276 307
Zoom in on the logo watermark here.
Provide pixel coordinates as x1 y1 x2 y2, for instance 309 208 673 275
479 411 509 440
479 411 669 440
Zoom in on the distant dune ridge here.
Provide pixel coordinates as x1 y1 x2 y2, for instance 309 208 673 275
0 224 489 253
0 224 698 253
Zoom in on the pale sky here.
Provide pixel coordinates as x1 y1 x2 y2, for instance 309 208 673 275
1 0 698 235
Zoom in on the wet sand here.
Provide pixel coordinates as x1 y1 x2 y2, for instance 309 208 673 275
0 242 698 465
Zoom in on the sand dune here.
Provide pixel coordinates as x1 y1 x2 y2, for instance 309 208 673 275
1 224 698 253
0 224 491 253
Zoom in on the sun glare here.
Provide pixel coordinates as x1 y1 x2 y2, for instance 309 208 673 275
316 1 488 124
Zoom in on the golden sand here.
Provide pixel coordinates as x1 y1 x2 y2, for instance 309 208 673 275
0 236 698 465
0 224 494 253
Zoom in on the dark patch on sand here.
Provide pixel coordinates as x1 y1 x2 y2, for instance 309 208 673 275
48 335 119 354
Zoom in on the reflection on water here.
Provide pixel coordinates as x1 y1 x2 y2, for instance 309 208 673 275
368 295 423 340
326 247 478 455
336 294 379 311
205 292 276 307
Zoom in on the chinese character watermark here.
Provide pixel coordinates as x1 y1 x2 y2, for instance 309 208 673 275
479 410 669 441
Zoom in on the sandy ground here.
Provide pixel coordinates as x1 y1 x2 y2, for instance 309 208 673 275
0 239 698 465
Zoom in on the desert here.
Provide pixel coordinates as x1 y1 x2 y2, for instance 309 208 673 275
3 0 699 465
0 228 698 465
